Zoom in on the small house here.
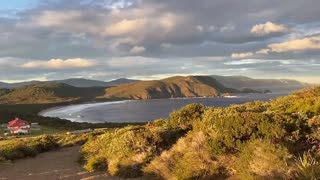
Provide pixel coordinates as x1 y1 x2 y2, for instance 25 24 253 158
7 118 31 134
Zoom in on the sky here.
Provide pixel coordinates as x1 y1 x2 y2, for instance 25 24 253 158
0 0 319 83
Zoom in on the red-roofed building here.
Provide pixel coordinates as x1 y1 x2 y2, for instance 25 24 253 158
7 117 30 134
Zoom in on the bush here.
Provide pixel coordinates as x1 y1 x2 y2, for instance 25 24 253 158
236 139 292 179
32 135 59 152
80 104 205 178
81 125 185 178
0 132 98 162
201 108 285 152
292 151 320 179
144 131 227 179
84 156 107 172
169 103 206 130
0 141 38 161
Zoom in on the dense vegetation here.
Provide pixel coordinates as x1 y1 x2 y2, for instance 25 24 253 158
0 130 107 162
80 86 320 179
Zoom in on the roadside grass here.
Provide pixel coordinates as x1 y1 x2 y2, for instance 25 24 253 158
27 126 66 137
0 129 109 162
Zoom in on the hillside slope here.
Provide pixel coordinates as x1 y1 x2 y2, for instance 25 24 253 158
99 76 238 100
211 75 307 93
0 78 139 88
0 81 41 89
0 82 105 104
56 78 139 87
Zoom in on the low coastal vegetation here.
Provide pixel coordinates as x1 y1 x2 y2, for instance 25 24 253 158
0 130 107 162
0 83 318 179
79 86 320 179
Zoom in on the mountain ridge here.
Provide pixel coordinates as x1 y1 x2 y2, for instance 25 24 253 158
0 76 307 93
0 75 310 104
0 78 138 88
0 82 105 104
211 75 308 93
99 76 239 100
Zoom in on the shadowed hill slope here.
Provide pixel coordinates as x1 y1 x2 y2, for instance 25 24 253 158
56 78 139 87
0 78 139 88
0 82 105 104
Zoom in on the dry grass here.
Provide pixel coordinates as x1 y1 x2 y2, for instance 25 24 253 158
144 131 225 179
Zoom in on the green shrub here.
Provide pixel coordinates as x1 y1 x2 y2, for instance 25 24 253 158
201 108 285 152
80 104 204 178
236 139 292 180
0 133 95 162
32 135 59 152
84 156 107 172
81 125 185 178
292 151 320 179
169 103 206 129
144 131 227 179
0 141 38 161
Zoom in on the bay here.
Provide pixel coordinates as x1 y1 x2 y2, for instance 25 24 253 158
41 94 284 123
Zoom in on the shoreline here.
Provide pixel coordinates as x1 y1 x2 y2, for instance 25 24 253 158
38 99 133 117
39 93 284 124
38 96 225 117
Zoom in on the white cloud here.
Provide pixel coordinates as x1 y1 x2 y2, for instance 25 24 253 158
104 13 179 37
105 19 147 36
108 56 157 67
0 77 49 83
231 52 254 58
32 10 82 27
220 23 235 32
251 21 289 36
225 59 262 65
253 35 320 54
256 49 270 54
20 58 96 69
268 36 320 53
130 73 205 80
197 25 204 32
225 59 295 65
130 46 146 54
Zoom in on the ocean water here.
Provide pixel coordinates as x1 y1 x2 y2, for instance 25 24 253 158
41 94 284 123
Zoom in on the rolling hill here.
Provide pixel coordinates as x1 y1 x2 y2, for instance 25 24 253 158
0 76 307 93
0 75 309 104
0 82 105 104
99 76 238 100
211 75 308 93
0 78 139 88
0 81 41 89
55 78 139 87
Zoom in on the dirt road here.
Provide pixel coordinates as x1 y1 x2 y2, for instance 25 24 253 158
0 146 112 180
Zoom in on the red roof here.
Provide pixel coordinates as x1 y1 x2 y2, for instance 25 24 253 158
7 118 28 128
